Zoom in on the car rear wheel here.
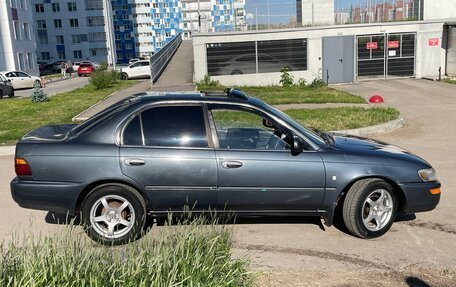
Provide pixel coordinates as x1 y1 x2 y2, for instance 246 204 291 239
81 183 147 245
8 89 14 98
343 178 397 239
121 72 129 80
34 80 42 88
0 90 3 99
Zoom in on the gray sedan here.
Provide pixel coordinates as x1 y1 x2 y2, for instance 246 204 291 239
10 89 441 245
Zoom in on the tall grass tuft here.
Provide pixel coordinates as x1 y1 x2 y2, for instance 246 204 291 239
0 216 252 287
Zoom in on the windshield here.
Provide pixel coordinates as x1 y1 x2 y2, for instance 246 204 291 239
0 74 6 82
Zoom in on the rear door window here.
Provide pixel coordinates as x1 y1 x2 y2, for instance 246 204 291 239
123 105 209 148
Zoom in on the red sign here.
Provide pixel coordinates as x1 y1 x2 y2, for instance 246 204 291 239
428 38 439 46
388 41 399 49
366 42 378 49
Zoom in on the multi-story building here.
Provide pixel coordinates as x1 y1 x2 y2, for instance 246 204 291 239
33 0 109 65
0 0 39 75
151 0 183 53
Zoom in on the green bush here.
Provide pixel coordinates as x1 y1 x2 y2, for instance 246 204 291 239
98 61 109 71
310 77 327 88
297 78 308 88
198 75 220 88
279 66 294 87
89 69 120 89
0 216 253 287
30 87 49 103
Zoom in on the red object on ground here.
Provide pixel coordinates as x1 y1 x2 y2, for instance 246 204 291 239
369 95 384 104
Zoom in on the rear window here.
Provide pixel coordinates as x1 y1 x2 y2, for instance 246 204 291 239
80 63 91 67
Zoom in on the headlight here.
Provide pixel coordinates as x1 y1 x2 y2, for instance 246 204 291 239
418 168 437 182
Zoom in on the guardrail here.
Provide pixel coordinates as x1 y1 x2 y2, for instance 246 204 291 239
150 33 183 84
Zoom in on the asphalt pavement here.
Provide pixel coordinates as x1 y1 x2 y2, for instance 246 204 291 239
0 78 455 286
12 76 89 99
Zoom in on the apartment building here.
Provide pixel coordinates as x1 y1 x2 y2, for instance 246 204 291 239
0 0 39 75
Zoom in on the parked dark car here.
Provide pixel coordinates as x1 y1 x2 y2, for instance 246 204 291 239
78 63 94 77
0 74 14 98
10 89 441 245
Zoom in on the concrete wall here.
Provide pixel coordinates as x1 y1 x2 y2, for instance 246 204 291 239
424 0 456 21
300 0 334 27
193 21 446 86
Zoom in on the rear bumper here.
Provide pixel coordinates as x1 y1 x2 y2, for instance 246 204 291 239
10 177 82 215
399 181 441 214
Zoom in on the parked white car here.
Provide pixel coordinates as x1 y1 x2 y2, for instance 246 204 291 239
72 62 81 72
120 60 151 80
0 71 41 89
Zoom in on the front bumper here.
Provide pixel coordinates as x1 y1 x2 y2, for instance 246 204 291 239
399 181 441 214
10 177 82 215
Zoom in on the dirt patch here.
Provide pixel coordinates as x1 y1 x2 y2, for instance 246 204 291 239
399 220 456 235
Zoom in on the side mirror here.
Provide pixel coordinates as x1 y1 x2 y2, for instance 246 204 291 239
291 136 304 156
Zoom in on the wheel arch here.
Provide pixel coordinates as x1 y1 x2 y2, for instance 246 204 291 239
324 175 407 226
74 178 147 214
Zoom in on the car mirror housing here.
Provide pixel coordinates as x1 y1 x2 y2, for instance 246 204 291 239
292 136 303 155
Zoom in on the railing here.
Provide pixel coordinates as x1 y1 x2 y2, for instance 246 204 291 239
150 33 182 84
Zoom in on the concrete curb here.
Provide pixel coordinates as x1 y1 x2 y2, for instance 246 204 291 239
0 116 406 157
330 116 406 137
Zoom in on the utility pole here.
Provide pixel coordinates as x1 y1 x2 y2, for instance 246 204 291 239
256 7 258 30
267 0 270 29
197 0 201 32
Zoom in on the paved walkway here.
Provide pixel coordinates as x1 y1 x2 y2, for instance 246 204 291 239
14 76 88 98
151 40 196 91
73 80 151 121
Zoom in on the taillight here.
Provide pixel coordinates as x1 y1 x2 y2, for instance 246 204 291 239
15 157 33 176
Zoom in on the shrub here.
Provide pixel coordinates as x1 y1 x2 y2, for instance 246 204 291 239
0 216 253 287
30 87 49 103
310 77 327 88
279 66 294 87
98 61 109 71
297 78 307 88
89 69 119 89
198 75 220 88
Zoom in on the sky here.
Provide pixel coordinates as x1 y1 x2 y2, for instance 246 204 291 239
245 0 399 24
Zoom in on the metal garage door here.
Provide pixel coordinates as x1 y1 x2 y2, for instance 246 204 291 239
322 36 355 84
357 33 416 79
447 27 456 76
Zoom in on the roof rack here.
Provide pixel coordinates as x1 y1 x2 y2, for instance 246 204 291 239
201 88 249 100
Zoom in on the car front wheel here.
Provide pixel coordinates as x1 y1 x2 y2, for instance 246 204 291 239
343 178 397 239
121 72 129 80
81 183 147 245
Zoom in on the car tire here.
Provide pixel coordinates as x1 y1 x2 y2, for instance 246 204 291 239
121 72 129 80
81 183 148 245
342 178 397 239
34 80 42 88
0 90 3 99
8 89 14 98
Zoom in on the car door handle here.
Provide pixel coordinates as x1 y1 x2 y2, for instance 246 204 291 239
221 161 243 169
124 158 146 166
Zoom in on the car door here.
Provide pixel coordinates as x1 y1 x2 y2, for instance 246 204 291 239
208 104 326 212
119 104 218 212
140 61 151 77
127 62 141 78
15 72 33 88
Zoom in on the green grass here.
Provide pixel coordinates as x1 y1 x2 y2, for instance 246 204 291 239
443 78 456 85
198 85 366 105
0 81 136 144
211 107 399 132
286 107 400 131
0 217 252 287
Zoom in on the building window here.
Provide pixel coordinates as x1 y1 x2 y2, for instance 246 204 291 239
19 0 25 9
206 41 256 76
126 53 132 59
52 3 60 12
41 52 50 61
124 24 131 30
73 50 82 59
125 34 131 40
116 44 122 50
122 15 129 20
71 35 81 44
22 23 30 40
69 19 79 28
257 39 307 73
37 20 46 29
58 51 66 60
115 34 121 40
10 0 17 8
56 35 64 44
17 53 25 70
54 19 62 28
38 34 48 45
125 43 132 50
114 25 120 30
27 53 34 69
67 2 77 12
90 49 97 56
117 53 123 60
35 4 44 13
13 22 20 39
